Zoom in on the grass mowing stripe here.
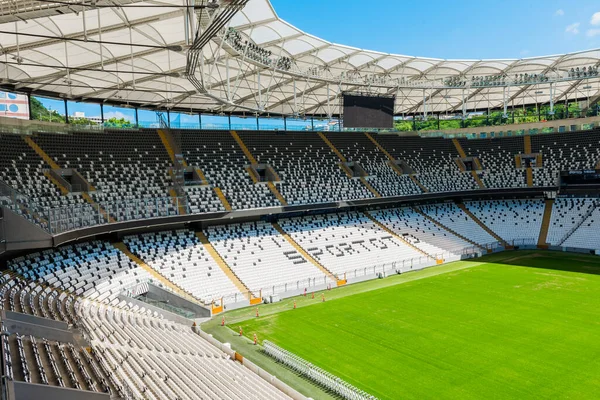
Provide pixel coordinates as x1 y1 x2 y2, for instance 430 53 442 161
238 251 600 399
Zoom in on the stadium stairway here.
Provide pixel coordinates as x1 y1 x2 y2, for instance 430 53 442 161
363 211 438 261
169 188 187 215
410 175 430 192
213 187 232 211
265 166 288 204
23 136 60 170
80 192 114 223
524 135 533 187
317 132 354 178
359 178 382 198
43 171 69 196
271 222 344 286
194 167 209 185
25 136 115 223
194 231 258 304
317 132 347 162
112 242 202 305
231 130 288 206
245 166 260 184
537 199 555 249
452 138 485 189
557 205 598 246
230 130 257 164
159 129 189 215
456 203 511 248
412 206 488 252
318 132 384 197
267 182 288 205
157 129 187 167
364 133 396 163
526 169 534 187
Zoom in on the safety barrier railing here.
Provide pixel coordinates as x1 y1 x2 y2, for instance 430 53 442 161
43 196 189 234
263 340 377 400
0 180 52 232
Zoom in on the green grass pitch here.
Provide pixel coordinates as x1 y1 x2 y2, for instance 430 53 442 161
239 252 600 399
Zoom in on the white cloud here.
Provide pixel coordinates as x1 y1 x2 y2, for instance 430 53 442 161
587 28 600 37
566 22 580 34
555 9 564 16
591 12 600 25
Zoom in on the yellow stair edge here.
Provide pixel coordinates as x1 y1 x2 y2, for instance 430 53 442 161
43 171 69 196
267 166 282 182
471 171 485 189
157 129 187 166
113 242 202 305
81 192 115 223
457 203 511 248
455 159 466 172
195 168 209 185
318 132 347 163
364 211 436 260
452 138 468 159
245 166 260 184
213 187 232 211
412 206 486 251
515 155 522 169
195 231 251 297
339 163 353 178
24 136 60 170
410 174 429 192
272 222 339 283
474 158 484 170
360 177 382 198
267 182 288 205
524 135 532 154
526 168 533 187
537 199 555 248
364 132 395 161
169 188 187 215
230 130 258 165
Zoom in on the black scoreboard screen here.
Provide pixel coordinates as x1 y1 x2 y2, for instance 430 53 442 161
560 170 600 185
343 93 395 129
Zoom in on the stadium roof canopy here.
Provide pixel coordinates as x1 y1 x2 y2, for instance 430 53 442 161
1 0 600 116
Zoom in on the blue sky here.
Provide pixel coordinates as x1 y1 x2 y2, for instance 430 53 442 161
271 0 600 60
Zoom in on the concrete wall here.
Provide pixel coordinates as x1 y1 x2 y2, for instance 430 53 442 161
117 292 194 326
1 310 73 343
1 207 53 252
145 284 211 318
6 380 110 400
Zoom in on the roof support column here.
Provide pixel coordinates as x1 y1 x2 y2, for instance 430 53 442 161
226 56 231 101
293 79 297 113
327 83 332 118
257 69 262 110
503 86 509 118
549 82 555 115
462 89 467 119
423 89 427 120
